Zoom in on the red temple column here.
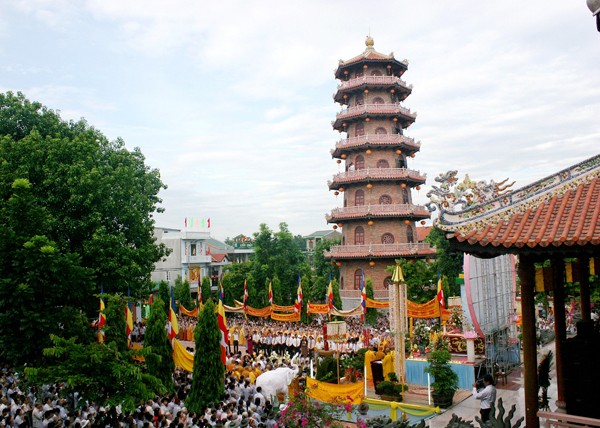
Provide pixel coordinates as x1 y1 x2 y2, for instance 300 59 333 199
518 254 540 428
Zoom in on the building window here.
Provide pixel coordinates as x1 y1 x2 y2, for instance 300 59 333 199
373 97 385 104
355 155 365 170
402 188 410 204
355 94 364 106
166 271 171 281
341 277 345 289
355 189 365 206
382 233 395 244
355 226 365 245
355 123 365 136
407 225 414 243
379 194 392 204
191 243 197 256
371 69 383 76
384 276 393 289
375 126 387 135
354 269 363 290
397 156 406 168
376 159 390 168
356 70 364 78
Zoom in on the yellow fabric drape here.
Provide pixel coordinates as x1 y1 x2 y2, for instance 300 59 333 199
179 305 199 317
271 304 296 313
246 306 272 317
364 349 376 382
407 298 440 318
330 306 363 317
305 377 364 404
366 298 390 309
363 398 440 418
172 339 194 372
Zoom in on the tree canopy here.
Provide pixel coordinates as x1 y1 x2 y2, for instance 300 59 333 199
0 92 168 364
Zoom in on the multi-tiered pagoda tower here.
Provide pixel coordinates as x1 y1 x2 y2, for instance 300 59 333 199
325 37 435 305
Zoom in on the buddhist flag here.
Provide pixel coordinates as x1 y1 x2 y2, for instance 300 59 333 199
437 273 446 310
125 305 133 346
97 295 106 343
360 269 367 322
217 299 228 365
168 289 179 342
219 280 225 304
327 279 334 311
198 281 203 305
243 279 248 313
207 218 211 228
294 275 303 313
268 280 273 305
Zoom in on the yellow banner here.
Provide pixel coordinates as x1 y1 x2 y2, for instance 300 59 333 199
307 303 330 314
271 304 296 313
306 377 364 404
271 312 300 322
407 298 440 318
366 298 390 309
179 305 199 317
331 306 363 317
246 306 272 318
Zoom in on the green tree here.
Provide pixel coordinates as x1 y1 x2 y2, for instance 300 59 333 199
272 275 283 306
311 276 328 304
0 92 168 363
104 294 129 353
144 297 174 392
201 276 212 303
332 278 342 311
25 336 166 413
222 262 251 306
365 277 378 325
390 259 437 304
158 280 170 315
174 276 193 310
427 228 464 297
313 237 340 279
186 299 224 412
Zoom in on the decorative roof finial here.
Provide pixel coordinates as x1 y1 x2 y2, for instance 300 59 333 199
365 35 374 50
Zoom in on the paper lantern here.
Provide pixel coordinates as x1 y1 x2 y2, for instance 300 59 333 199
396 149 402 155
400 183 407 188
366 149 372 155
363 64 368 69
368 220 374 226
339 187 345 192
369 261 376 267
336 159 342 164
334 191 339 196
366 183 373 189
341 153 347 159
393 117 398 122
390 89 396 93
333 225 338 229
336 261 342 267
416 185 421 190
420 220 426 225
410 153 415 158
404 220 410 225
364 89 369 94
365 117 370 122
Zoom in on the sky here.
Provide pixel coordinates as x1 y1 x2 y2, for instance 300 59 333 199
1 1 599 242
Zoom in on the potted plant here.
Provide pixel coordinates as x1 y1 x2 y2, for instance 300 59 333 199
375 373 407 402
424 349 458 408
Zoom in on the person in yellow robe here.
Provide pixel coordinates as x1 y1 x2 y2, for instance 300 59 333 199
364 347 377 382
382 349 395 381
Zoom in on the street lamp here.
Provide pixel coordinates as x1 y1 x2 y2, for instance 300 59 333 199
588 0 600 31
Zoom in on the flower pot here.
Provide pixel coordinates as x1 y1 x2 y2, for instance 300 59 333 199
379 394 403 402
432 391 454 408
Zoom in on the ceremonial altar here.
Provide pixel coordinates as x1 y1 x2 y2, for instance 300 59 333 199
444 333 485 355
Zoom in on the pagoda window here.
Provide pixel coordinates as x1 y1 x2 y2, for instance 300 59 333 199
407 225 414 243
355 226 365 245
344 198 348 207
393 126 404 135
375 127 387 135
370 69 383 76
354 269 363 290
356 70 364 78
355 94 364 106
379 194 392 205
402 188 410 204
381 233 395 244
354 189 365 206
376 159 389 168
355 123 365 137
355 155 365 170
397 156 406 168
373 97 385 105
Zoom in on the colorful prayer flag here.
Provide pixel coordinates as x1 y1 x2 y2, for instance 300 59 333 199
217 299 228 365
360 269 367 322
168 289 179 342
294 275 303 313
437 274 446 310
268 280 273 306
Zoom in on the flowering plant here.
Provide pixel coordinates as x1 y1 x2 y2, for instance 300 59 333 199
447 307 463 332
275 388 365 428
412 320 430 347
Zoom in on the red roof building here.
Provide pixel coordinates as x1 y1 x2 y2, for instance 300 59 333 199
431 154 600 427
325 37 435 303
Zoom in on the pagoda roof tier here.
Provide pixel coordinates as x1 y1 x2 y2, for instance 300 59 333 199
326 203 430 223
334 38 408 79
324 243 436 259
431 154 600 256
332 103 416 130
333 75 412 104
331 134 420 158
328 167 426 190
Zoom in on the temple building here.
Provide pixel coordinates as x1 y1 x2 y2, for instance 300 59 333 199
325 37 435 305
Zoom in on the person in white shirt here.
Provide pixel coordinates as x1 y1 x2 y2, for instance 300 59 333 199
472 374 497 422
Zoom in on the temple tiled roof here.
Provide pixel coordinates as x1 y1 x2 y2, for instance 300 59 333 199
434 154 600 251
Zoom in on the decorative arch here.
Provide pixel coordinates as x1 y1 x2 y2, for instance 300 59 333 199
376 159 390 168
370 69 383 76
355 189 365 206
355 226 365 245
355 94 364 106
355 155 365 170
355 122 365 137
381 233 395 244
402 188 410 204
375 127 387 135
379 194 392 205
373 96 385 104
